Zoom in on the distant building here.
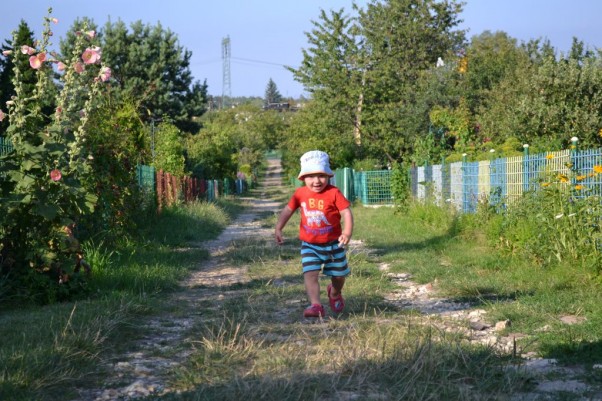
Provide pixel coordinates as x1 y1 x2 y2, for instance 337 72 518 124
262 102 297 112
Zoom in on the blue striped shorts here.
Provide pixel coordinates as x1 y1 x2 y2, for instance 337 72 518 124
301 241 350 276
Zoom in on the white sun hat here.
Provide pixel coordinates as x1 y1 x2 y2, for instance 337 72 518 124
298 150 334 180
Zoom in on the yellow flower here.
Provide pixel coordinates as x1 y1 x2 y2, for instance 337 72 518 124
458 57 468 73
541 182 550 187
593 165 602 174
576 175 586 181
557 174 569 183
598 128 602 137
574 185 584 190
546 154 554 160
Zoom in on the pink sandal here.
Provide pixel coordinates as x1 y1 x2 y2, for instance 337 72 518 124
303 304 325 318
327 284 345 314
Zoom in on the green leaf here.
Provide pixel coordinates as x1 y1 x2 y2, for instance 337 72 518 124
35 203 59 220
22 159 36 170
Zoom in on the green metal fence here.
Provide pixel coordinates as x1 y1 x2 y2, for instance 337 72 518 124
0 137 13 156
136 164 156 189
353 170 393 205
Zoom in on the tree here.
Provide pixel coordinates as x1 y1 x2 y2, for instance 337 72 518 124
357 0 465 162
463 31 529 113
61 19 209 134
287 1 465 165
471 37 602 152
264 78 282 106
288 8 364 159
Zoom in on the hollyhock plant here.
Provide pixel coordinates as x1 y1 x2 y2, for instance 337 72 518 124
0 7 112 299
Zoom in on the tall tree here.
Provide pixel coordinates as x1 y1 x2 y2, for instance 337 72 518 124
357 0 465 162
288 0 465 164
288 7 364 163
264 78 282 106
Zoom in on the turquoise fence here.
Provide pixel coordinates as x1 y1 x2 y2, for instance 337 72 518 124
137 164 156 189
0 136 13 156
334 168 393 206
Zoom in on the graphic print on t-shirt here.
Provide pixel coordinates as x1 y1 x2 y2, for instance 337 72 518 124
301 201 331 227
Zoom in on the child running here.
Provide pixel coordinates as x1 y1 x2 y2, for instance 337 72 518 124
275 150 353 318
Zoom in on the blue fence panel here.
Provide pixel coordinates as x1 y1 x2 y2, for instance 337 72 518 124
490 158 507 207
441 162 451 205
410 166 418 197
572 147 602 197
462 161 479 213
524 153 547 191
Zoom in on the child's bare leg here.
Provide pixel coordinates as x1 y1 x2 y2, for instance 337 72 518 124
304 270 321 305
329 276 345 297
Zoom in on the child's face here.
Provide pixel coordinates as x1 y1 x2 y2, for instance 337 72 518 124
303 174 329 193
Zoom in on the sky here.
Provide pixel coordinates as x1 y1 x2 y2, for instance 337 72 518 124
2 1 602 99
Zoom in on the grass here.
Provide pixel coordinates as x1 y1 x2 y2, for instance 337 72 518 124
2 180 602 400
0 199 238 401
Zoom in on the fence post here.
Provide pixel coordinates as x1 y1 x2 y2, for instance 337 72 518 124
570 136 579 171
461 153 468 213
522 144 530 192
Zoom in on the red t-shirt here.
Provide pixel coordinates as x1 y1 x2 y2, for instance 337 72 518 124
287 185 351 244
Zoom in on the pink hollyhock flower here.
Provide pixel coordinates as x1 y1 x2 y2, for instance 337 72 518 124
0 109 5 122
29 53 46 69
6 100 14 106
2 50 12 56
57 61 66 71
81 47 101 64
55 106 62 115
21 45 35 55
85 30 96 39
50 169 62 181
51 18 59 24
73 61 85 74
99 66 111 82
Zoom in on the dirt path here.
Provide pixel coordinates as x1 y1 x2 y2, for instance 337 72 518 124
74 159 283 401
74 158 600 401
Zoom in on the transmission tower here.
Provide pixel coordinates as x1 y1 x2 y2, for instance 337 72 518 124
221 36 231 109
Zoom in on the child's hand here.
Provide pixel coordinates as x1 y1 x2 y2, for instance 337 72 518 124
275 229 284 245
338 234 350 248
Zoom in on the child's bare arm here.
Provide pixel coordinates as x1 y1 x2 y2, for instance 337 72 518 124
338 207 353 247
275 206 294 244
